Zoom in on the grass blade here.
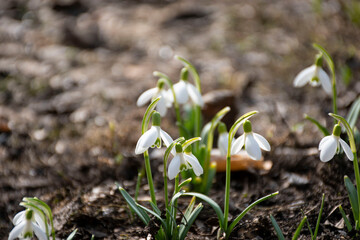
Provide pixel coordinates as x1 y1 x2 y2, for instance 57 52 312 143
344 176 359 224
304 114 330 136
179 203 203 240
117 184 150 225
66 229 78 240
227 192 279 235
313 194 325 239
292 216 307 240
339 205 353 231
270 215 285 240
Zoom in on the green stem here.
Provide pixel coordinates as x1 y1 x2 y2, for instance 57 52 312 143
224 153 231 232
329 113 359 228
144 151 157 205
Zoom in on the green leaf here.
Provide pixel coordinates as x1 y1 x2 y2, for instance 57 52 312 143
270 215 285 240
171 192 225 230
137 204 166 227
292 216 307 240
304 114 330 136
66 229 78 240
313 194 325 239
347 97 360 130
344 176 359 223
339 205 353 231
150 202 162 216
179 203 203 240
179 197 196 237
117 184 150 225
141 97 161 134
227 192 279 235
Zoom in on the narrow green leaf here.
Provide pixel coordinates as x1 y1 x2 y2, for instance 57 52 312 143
313 194 325 239
304 114 330 136
347 97 360 130
227 192 279 235
150 202 162 216
171 192 225 230
292 216 307 240
339 205 353 231
344 176 359 223
117 185 150 225
303 212 314 239
179 203 203 240
270 215 285 240
137 204 166 227
179 197 196 237
66 229 78 240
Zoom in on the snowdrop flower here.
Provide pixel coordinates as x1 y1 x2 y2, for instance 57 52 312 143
231 120 271 160
137 79 171 116
168 144 203 180
168 68 204 107
319 124 353 162
135 112 173 154
12 210 49 235
9 209 47 240
217 122 234 156
293 55 331 94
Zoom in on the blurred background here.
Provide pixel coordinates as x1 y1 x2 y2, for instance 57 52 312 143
0 0 359 238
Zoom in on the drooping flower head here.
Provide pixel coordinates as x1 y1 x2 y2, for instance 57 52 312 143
217 122 234 156
293 54 331 94
168 68 204 107
137 79 172 116
231 120 271 160
9 209 47 240
168 143 203 180
135 112 173 154
319 124 353 162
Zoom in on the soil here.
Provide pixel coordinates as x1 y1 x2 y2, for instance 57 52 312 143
1 0 360 239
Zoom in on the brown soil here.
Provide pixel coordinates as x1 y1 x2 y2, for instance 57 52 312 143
1 0 360 239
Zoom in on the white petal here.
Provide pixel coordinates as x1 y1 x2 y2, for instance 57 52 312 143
245 134 262 160
184 154 203 176
136 88 158 107
160 129 173 149
218 133 229 156
8 222 26 240
293 65 316 87
173 81 188 104
253 133 271 151
168 155 181 180
161 89 173 107
156 94 167 116
13 211 26 225
33 212 48 233
339 138 354 161
318 68 332 94
186 83 204 107
319 136 337 162
32 223 48 240
135 126 158 154
319 135 332 150
231 134 245 155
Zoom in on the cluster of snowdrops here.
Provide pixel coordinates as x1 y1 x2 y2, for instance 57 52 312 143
8 44 360 240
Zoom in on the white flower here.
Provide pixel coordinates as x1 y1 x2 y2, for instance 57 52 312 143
168 79 204 107
318 124 353 162
12 210 50 235
293 64 331 94
168 143 203 180
217 123 234 156
135 112 173 154
137 80 171 116
9 209 47 240
231 120 270 160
